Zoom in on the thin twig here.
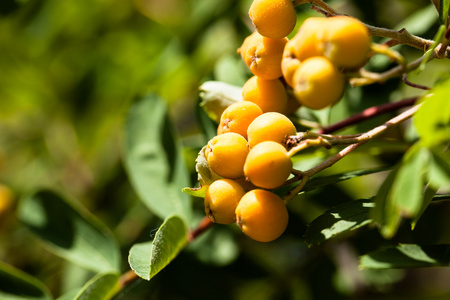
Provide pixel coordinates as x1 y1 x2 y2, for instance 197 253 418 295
319 97 418 134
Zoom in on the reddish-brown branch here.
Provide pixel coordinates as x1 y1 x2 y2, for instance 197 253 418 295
402 74 431 90
188 216 214 242
119 269 140 289
319 97 418 134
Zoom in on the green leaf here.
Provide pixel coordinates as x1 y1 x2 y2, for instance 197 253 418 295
0 261 52 300
128 215 188 281
428 148 450 189
439 0 450 25
73 273 119 300
283 166 391 200
198 81 242 123
370 166 401 239
182 185 208 199
304 199 374 246
123 95 192 223
371 145 431 239
360 244 450 269
390 145 428 218
418 24 447 71
17 190 120 273
414 81 450 147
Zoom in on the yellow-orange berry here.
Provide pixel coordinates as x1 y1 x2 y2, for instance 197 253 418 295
206 133 249 179
242 76 288 114
291 17 327 61
247 112 296 148
236 189 288 242
320 16 371 68
217 101 263 139
204 179 246 224
281 39 302 87
249 0 297 39
238 31 287 80
292 56 345 110
244 141 292 189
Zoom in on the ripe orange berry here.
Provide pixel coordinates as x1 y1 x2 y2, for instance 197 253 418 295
281 39 301 87
244 141 292 189
206 133 249 179
242 76 288 114
249 0 297 39
217 101 263 139
292 56 345 110
320 16 371 68
247 112 296 148
238 31 287 80
291 17 327 61
204 179 246 224
236 189 289 242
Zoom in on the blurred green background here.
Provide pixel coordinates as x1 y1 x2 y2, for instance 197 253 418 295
1 0 450 299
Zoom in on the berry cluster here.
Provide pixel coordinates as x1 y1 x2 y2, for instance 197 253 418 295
205 109 295 242
201 0 372 242
283 16 371 110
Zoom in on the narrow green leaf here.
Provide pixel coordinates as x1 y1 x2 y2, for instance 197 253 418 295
198 81 242 123
414 78 450 146
411 185 437 229
439 0 450 25
124 95 192 223
390 145 428 218
304 199 374 246
182 185 208 199
419 24 447 71
283 166 392 200
370 166 401 239
0 261 52 300
17 190 120 273
303 166 392 193
428 149 450 189
128 215 188 281
73 273 119 300
360 244 450 269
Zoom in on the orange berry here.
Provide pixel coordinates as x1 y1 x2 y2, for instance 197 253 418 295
236 189 289 242
244 141 292 189
242 76 288 113
247 112 296 148
206 133 249 179
204 179 246 224
249 0 297 39
281 39 301 87
291 17 327 61
320 16 371 68
292 56 345 110
238 31 287 80
217 101 263 139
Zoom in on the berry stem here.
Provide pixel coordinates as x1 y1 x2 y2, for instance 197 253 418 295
349 54 429 87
